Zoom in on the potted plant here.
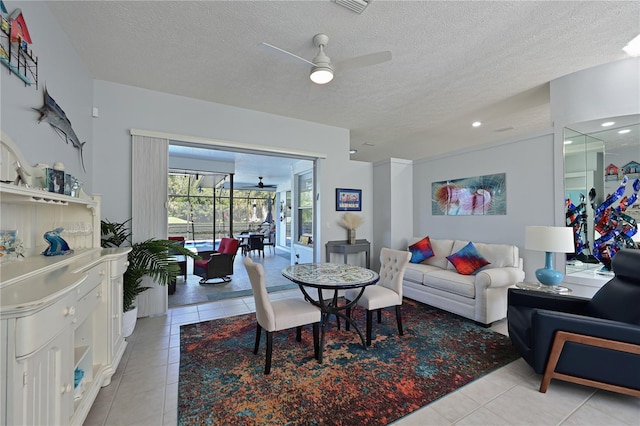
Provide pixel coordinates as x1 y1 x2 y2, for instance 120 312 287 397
100 219 199 336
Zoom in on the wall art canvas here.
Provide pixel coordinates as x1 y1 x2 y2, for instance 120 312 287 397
432 173 506 216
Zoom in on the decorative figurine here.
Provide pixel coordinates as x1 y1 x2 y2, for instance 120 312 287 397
42 227 73 256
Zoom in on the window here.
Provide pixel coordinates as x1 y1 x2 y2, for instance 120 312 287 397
297 171 313 244
167 172 275 241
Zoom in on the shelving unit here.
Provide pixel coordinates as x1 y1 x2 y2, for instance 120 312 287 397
0 139 129 425
0 15 38 88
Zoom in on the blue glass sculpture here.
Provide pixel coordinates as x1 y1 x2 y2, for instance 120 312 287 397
42 227 74 256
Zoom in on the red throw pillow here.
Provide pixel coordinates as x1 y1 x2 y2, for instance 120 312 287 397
446 242 490 275
409 236 434 264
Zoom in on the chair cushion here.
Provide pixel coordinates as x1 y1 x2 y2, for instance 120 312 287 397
585 250 640 325
345 285 401 311
194 258 209 269
408 236 434 263
218 237 239 254
271 299 321 331
446 242 490 275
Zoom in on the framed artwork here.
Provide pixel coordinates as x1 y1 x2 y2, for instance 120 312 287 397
46 168 65 194
336 188 362 211
431 173 506 216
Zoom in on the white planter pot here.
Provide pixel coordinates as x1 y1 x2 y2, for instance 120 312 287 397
122 306 138 338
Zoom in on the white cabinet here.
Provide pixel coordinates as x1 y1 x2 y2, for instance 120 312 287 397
13 327 73 426
0 181 130 426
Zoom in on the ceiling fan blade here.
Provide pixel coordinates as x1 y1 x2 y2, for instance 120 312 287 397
337 50 392 71
258 42 315 67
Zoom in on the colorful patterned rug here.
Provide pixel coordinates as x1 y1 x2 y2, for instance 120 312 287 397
178 299 520 425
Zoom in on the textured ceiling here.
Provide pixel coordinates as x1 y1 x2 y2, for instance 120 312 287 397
46 1 639 165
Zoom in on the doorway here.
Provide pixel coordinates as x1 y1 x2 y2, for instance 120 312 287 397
167 143 315 307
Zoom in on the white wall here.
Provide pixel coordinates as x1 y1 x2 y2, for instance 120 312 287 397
91 80 373 263
0 1 93 189
550 58 640 227
411 131 555 281
372 158 413 271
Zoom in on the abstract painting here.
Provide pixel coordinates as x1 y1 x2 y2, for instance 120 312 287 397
432 173 506 215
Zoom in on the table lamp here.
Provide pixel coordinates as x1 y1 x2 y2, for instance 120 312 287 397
525 226 575 286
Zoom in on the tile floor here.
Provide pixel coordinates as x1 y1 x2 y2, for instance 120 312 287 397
83 292 640 426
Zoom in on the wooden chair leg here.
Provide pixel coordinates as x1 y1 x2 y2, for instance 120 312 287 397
366 310 373 346
395 305 403 336
296 326 302 342
254 324 262 354
377 309 382 324
265 331 273 374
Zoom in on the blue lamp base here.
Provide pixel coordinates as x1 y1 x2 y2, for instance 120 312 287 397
535 251 564 286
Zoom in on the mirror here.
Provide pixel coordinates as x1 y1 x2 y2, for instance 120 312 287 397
564 114 640 274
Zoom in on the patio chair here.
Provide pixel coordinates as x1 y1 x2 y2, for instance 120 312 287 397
194 237 240 284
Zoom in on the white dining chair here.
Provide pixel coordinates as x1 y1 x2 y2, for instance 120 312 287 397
345 247 411 346
243 257 321 374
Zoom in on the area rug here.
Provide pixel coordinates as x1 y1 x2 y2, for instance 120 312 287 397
179 299 520 425
206 283 298 302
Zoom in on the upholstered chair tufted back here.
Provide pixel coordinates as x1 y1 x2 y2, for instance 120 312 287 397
378 247 412 299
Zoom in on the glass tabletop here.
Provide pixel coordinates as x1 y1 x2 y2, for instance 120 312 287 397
282 263 379 289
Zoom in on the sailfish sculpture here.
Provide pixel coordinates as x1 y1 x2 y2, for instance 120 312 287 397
33 88 86 172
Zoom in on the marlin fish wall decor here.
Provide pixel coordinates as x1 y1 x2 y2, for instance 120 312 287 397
33 88 86 172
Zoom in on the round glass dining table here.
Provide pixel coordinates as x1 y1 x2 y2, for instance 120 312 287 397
282 263 379 363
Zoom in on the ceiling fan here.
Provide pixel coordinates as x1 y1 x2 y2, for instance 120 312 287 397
259 33 391 85
255 176 276 189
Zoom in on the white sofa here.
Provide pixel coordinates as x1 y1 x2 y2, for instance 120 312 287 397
403 238 525 325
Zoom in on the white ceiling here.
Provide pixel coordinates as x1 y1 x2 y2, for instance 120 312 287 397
46 1 640 185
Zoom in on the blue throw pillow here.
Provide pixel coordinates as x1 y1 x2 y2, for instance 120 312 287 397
409 236 434 263
446 242 490 275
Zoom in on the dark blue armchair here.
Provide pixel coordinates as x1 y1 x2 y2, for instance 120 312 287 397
507 249 640 396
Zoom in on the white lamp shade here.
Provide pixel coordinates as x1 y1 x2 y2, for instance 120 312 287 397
525 226 575 253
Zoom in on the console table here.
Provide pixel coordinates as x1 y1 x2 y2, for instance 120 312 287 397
325 239 371 269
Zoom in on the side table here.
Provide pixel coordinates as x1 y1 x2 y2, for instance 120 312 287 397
325 239 370 268
168 255 187 295
516 282 572 294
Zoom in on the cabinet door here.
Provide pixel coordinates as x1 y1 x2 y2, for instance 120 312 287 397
15 329 73 425
110 274 125 361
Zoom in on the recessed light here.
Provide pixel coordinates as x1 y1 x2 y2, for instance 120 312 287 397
472 121 482 127
601 121 615 127
618 129 631 134
349 149 357 155
564 140 572 145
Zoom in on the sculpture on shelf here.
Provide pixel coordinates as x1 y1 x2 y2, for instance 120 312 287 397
42 227 73 256
566 196 588 257
592 176 639 270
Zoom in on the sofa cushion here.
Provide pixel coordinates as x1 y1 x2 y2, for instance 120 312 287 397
408 236 434 263
404 262 442 283
423 238 455 269
446 242 490 275
422 269 476 298
448 240 519 270
473 242 520 268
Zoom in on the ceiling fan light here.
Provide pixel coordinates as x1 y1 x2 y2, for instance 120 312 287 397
310 66 334 84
